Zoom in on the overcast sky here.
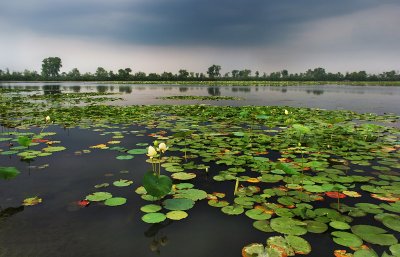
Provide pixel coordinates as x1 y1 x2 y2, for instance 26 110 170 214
1 0 399 74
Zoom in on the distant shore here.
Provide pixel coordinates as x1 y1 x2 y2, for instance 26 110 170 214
1 80 400 86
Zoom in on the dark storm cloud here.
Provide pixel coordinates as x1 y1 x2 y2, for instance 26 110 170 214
2 0 397 47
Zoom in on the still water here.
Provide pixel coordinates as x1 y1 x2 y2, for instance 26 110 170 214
1 82 399 114
0 82 399 257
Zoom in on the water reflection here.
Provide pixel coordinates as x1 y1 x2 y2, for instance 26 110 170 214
43 85 61 95
144 220 173 254
0 206 24 221
1 82 399 114
208 87 221 96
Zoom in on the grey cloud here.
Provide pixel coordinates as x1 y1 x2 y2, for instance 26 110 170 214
2 0 397 46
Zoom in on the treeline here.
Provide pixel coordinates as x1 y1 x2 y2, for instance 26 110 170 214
0 57 399 82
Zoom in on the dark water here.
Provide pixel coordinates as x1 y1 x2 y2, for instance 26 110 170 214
0 82 399 256
1 82 399 114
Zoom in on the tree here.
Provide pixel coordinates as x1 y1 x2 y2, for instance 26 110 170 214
67 68 81 80
231 70 239 78
178 69 189 79
207 65 221 78
95 67 109 80
41 57 62 78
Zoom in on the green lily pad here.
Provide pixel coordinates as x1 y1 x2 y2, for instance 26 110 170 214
382 216 400 232
208 200 229 207
116 155 134 160
354 249 378 257
175 189 207 201
163 198 194 211
171 172 196 180
113 179 133 187
166 210 188 220
305 220 329 233
42 146 66 152
330 221 351 230
270 217 307 235
140 204 162 213
352 225 398 246
331 231 363 248
85 192 112 202
104 197 127 206
285 235 311 255
142 172 172 198
253 220 274 233
126 148 147 154
245 209 272 220
141 213 166 224
221 205 244 215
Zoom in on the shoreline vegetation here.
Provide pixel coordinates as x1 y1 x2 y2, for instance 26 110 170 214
1 80 400 86
0 57 399 85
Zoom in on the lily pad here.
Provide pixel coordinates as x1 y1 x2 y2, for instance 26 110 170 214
85 192 112 202
331 231 363 248
352 225 398 246
171 172 196 180
113 179 133 187
163 198 195 211
166 210 188 220
104 197 127 206
270 217 307 235
221 205 244 215
141 213 166 224
140 204 162 213
175 189 207 201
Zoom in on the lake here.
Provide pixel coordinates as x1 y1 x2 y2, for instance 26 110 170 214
0 82 399 257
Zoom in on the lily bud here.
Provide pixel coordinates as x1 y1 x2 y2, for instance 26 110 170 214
157 142 168 153
147 146 157 158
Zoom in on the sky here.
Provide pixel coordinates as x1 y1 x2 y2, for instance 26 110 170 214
0 0 399 75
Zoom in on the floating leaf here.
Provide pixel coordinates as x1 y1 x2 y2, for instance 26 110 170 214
253 220 274 233
104 197 127 206
42 146 66 152
270 217 307 235
330 221 351 230
141 204 162 213
127 148 147 154
331 231 363 248
163 198 194 211
166 210 188 220
85 192 112 202
142 213 166 224
113 179 133 187
221 205 245 215
171 172 196 180
245 209 272 220
285 235 312 254
116 155 134 160
175 189 207 201
22 196 42 206
352 225 398 246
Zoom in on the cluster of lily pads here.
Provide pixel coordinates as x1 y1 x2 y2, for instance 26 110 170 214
156 95 243 101
0 87 399 257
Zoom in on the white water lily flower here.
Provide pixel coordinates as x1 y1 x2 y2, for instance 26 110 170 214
284 109 289 115
157 143 168 153
147 146 157 158
45 116 51 122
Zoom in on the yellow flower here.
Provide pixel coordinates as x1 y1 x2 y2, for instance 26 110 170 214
45 116 51 122
157 143 168 153
147 146 157 158
284 109 289 115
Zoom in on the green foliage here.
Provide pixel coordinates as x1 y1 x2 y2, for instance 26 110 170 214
0 167 20 180
142 171 172 198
